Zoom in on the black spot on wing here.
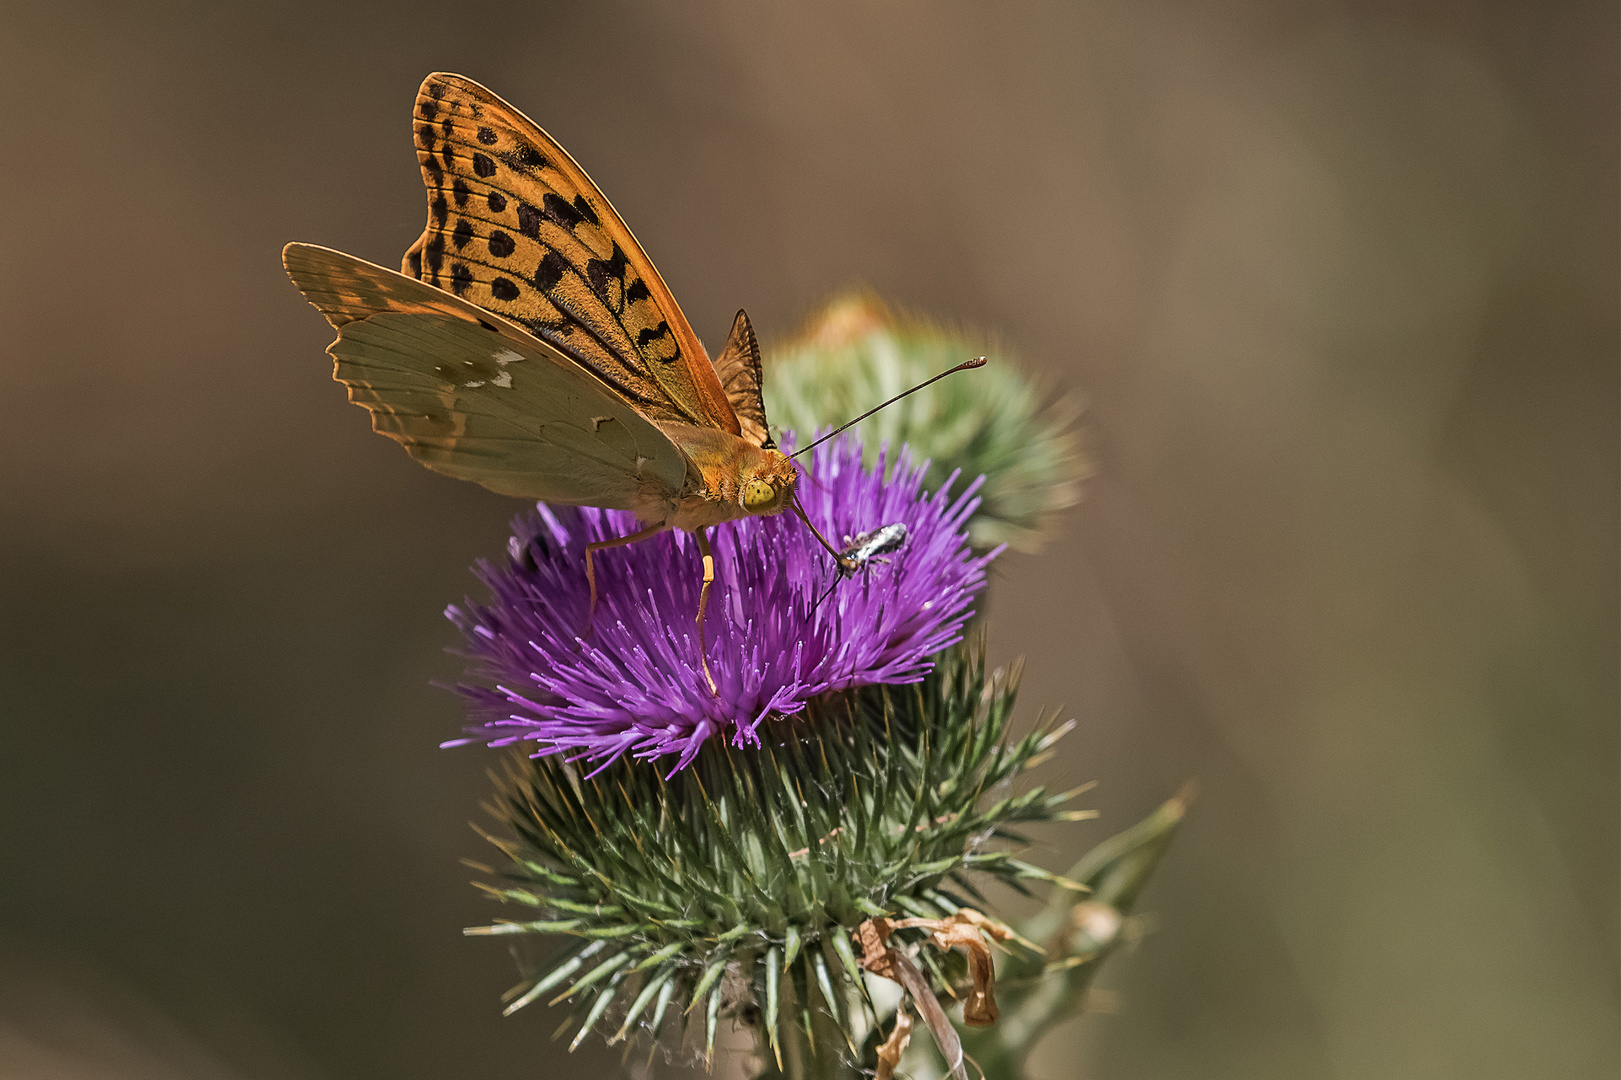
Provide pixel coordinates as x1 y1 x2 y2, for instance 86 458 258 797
477 126 497 145
586 244 629 306
517 202 541 239
450 263 471 296
534 251 568 292
452 219 474 250
491 277 519 302
625 279 651 304
488 230 515 258
424 235 444 279
452 178 470 208
572 195 599 226
636 321 674 356
440 142 456 169
431 194 448 226
407 249 422 277
498 141 547 174
472 152 496 178
542 192 584 230
417 124 436 150
487 190 507 213
440 117 453 138
419 97 438 120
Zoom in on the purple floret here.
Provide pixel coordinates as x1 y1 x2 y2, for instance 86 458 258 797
445 435 998 773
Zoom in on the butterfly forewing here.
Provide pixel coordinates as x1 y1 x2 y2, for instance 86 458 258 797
403 72 742 438
284 243 691 514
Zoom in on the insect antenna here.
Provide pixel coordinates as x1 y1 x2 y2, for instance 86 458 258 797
804 572 841 629
788 356 987 460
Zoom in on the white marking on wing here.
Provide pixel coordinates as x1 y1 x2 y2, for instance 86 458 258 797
463 380 485 388
493 349 524 366
492 371 512 388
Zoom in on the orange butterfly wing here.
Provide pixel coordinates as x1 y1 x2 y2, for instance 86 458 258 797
402 72 741 438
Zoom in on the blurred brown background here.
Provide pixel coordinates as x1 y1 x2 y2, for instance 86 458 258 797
1 1 1615 1077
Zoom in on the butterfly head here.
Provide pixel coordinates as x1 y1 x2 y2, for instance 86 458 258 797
739 449 797 516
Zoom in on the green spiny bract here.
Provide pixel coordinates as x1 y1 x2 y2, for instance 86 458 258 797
763 293 1089 554
467 643 1085 1063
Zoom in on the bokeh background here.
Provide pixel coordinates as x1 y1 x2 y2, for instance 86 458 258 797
1 1 1614 1077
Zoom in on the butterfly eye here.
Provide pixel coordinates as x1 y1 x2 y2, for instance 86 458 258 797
742 479 778 512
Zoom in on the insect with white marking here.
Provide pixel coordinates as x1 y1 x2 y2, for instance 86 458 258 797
836 523 908 577
805 521 911 629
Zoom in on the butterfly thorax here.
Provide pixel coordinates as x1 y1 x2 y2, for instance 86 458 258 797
658 423 798 531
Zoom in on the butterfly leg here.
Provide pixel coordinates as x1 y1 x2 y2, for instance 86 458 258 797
584 523 668 620
694 528 719 695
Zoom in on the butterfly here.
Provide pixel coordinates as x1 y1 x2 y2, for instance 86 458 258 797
283 73 828 686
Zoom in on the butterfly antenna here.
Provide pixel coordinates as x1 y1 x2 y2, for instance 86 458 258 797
789 356 987 460
797 462 831 495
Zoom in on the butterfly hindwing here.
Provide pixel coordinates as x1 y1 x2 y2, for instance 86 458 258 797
403 72 742 439
713 310 771 448
283 243 691 515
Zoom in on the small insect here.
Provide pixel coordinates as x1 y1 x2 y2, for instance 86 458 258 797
805 522 910 628
837 523 908 576
283 73 979 688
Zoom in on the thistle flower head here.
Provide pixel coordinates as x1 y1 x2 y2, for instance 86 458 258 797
470 645 1085 1064
446 435 997 772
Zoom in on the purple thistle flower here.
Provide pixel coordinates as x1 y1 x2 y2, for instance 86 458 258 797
444 435 998 773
